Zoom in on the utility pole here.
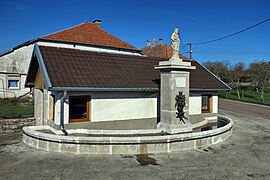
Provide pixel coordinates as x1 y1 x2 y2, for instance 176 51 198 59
188 43 192 60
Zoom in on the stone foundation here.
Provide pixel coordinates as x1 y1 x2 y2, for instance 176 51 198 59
0 117 35 133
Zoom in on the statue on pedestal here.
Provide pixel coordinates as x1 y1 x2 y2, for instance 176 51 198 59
171 28 180 60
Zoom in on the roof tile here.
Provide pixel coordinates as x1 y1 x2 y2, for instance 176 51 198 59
43 22 138 51
30 46 229 90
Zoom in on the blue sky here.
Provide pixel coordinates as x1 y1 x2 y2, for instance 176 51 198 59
0 0 269 65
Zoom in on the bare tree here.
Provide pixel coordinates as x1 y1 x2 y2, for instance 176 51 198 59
227 62 245 100
204 61 246 100
249 61 270 103
203 61 229 82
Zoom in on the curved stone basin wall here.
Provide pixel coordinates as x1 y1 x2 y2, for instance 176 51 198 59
22 116 233 154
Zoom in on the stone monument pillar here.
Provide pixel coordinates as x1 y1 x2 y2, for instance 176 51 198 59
155 28 196 134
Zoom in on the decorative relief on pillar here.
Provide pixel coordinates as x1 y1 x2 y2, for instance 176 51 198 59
175 91 187 124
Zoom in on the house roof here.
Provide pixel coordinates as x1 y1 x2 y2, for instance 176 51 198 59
26 45 230 91
43 22 138 51
0 22 140 58
142 44 188 59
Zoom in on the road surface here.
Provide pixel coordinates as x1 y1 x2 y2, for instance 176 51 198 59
0 99 269 179
219 98 270 120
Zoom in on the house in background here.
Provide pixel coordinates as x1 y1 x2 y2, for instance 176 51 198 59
0 41 34 98
142 40 188 59
0 20 140 98
19 21 230 132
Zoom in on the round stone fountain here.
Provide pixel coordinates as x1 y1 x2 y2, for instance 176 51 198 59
22 115 233 154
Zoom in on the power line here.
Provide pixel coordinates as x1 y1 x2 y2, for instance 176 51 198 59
190 17 270 45
178 32 189 53
180 44 189 51
193 51 270 55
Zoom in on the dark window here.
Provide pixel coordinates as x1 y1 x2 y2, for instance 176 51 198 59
8 80 19 89
69 96 90 122
202 95 211 113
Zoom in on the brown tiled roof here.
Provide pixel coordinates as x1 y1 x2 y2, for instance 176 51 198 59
43 22 138 51
27 46 229 90
142 44 188 59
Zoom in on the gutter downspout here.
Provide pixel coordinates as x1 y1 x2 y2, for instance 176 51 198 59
60 91 68 135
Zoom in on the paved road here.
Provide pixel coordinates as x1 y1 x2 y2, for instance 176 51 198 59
0 100 270 179
219 98 270 120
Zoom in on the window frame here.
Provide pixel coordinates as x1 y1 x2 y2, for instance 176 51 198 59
201 95 211 113
69 96 90 123
6 75 21 90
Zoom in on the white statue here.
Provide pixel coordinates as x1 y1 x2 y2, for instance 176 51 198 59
171 28 180 60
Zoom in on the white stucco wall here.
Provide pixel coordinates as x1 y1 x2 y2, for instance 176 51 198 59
52 92 157 125
189 96 202 115
0 45 34 98
54 98 61 125
50 91 220 126
51 91 221 125
54 95 70 125
189 94 219 115
91 97 157 122
212 95 218 113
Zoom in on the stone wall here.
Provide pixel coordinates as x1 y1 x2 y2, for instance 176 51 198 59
0 117 35 133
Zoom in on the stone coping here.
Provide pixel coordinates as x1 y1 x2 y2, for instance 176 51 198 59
192 116 218 129
25 116 215 136
22 115 233 145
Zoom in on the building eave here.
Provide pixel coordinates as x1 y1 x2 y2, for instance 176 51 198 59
0 38 143 58
0 38 39 57
32 44 52 89
190 88 231 91
49 87 159 92
49 87 229 92
38 38 143 54
198 61 231 90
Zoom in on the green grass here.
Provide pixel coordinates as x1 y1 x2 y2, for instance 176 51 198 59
219 86 270 105
0 104 34 119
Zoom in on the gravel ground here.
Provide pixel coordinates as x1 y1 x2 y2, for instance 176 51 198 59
0 102 269 180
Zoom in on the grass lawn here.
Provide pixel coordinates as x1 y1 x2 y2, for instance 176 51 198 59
0 97 34 119
219 86 270 106
0 104 34 119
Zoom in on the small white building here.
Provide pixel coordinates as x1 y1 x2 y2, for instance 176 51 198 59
2 21 230 131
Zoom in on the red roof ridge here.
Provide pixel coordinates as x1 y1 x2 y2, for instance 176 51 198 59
42 22 89 38
42 22 138 51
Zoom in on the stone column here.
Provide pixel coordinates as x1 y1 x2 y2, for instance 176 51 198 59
43 89 49 125
155 59 195 134
34 88 43 125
